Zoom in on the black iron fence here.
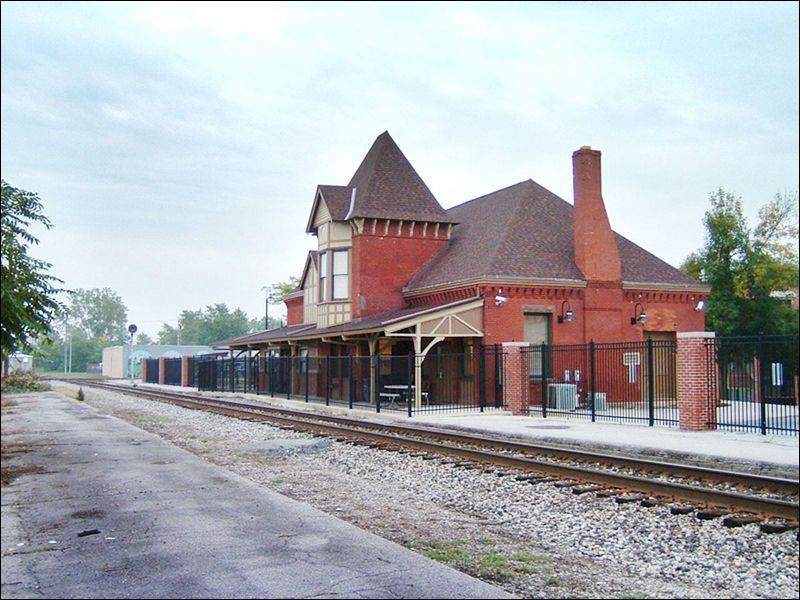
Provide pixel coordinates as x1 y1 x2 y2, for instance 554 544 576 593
163 357 182 386
195 346 505 415
705 335 798 435
523 339 679 427
144 358 159 384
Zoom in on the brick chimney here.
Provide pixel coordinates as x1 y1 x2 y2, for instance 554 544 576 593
572 146 622 282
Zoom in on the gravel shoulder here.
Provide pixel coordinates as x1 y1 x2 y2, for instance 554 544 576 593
51 383 799 599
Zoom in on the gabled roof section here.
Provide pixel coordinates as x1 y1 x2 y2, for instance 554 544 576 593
406 179 707 292
299 250 319 290
346 131 455 223
305 185 353 233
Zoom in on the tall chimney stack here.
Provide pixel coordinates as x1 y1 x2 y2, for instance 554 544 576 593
572 146 622 282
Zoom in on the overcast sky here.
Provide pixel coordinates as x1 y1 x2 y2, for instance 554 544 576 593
2 1 798 338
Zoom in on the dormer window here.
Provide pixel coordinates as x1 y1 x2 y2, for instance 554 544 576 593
333 250 349 300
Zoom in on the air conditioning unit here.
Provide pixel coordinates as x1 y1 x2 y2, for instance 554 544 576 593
591 392 607 411
547 383 577 410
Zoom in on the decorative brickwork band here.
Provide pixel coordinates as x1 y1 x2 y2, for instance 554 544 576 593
676 332 717 431
158 356 166 386
502 342 530 415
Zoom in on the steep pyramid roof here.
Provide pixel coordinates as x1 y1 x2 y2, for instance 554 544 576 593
406 180 707 292
346 132 454 223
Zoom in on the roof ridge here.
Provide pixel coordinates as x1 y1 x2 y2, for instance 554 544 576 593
448 179 535 213
487 190 532 277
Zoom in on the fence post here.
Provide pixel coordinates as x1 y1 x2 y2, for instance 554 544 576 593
325 358 330 406
647 338 655 427
676 332 717 431
494 344 502 408
181 356 190 387
405 353 413 417
502 342 530 415
758 333 767 435
540 342 547 418
349 355 354 409
287 356 292 400
375 355 381 414
479 347 486 413
268 354 273 397
589 341 596 423
305 356 310 403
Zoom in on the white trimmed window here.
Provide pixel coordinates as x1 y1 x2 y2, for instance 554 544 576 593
332 250 349 300
319 251 328 302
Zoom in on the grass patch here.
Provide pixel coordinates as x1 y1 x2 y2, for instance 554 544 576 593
39 371 102 380
478 549 550 580
422 541 471 564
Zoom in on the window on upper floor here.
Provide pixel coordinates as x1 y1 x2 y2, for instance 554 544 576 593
319 251 328 302
332 250 349 300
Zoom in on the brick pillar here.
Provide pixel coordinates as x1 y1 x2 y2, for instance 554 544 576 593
140 359 147 383
502 342 530 416
158 356 166 385
676 332 717 431
181 356 191 387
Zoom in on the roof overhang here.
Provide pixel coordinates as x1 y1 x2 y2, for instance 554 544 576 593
383 298 484 337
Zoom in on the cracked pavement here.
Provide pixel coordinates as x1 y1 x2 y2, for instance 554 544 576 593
1 392 512 599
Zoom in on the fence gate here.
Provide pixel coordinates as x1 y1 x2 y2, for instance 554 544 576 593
523 339 679 427
706 335 798 435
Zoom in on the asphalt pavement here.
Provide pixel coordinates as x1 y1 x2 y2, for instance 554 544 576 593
1 391 512 599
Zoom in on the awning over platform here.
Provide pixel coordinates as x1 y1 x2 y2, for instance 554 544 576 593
215 296 484 350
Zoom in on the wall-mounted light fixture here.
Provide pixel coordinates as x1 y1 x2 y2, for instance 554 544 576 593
494 288 507 306
631 302 648 325
693 296 705 311
557 299 574 323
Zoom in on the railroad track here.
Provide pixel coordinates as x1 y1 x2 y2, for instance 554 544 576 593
71 380 799 527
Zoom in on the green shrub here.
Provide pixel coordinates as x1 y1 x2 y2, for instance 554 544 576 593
1 370 50 393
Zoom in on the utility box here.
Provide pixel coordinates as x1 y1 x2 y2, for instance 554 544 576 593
547 383 578 410
591 392 608 411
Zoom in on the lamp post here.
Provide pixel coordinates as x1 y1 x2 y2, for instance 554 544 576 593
127 324 137 383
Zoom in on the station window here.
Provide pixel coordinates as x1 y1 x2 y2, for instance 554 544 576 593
332 250 349 300
319 251 328 302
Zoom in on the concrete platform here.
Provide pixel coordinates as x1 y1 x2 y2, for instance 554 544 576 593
1 392 511 599
411 413 799 469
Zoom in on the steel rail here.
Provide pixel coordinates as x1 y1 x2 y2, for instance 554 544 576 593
73 381 799 521
78 381 798 494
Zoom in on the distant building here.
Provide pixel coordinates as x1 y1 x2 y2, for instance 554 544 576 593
9 353 34 373
102 345 214 379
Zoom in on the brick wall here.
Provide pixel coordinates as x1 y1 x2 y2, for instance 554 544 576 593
676 331 717 431
158 356 166 385
351 223 447 318
502 343 530 415
285 295 304 325
181 356 191 387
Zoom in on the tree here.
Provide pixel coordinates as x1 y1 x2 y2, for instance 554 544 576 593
681 189 799 336
135 332 153 345
1 180 64 374
262 276 299 329
67 288 128 344
158 304 258 345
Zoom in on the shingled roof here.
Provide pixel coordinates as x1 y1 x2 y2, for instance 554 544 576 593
406 179 706 292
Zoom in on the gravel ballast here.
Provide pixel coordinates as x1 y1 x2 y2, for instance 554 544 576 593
57 384 799 599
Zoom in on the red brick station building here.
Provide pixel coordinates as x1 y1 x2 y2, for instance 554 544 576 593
220 132 709 411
